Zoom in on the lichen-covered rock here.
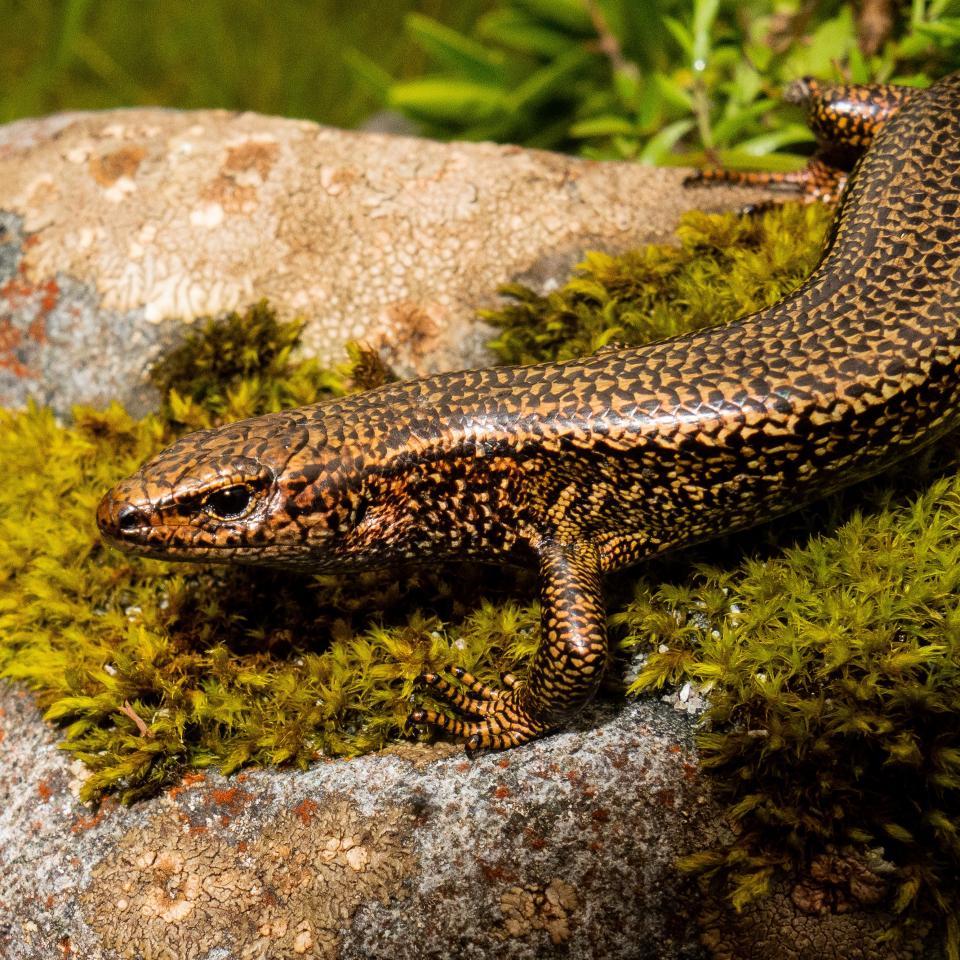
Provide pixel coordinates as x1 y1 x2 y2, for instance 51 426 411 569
0 108 771 415
1 683 710 959
1 682 938 960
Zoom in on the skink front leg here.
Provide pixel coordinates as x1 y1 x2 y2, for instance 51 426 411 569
410 539 608 750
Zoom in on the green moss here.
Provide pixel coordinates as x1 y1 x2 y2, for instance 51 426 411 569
0 303 539 803
150 300 348 432
486 202 834 364
1 206 956 951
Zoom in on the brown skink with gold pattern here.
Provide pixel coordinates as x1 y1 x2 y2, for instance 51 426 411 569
99 75 960 750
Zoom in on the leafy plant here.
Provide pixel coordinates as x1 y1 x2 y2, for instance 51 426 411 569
370 0 960 164
0 0 488 127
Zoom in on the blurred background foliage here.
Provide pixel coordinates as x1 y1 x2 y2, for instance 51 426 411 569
1 0 489 128
4 0 960 170
371 0 960 164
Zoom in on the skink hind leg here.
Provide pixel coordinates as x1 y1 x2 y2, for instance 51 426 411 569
686 79 917 207
685 156 847 204
410 540 608 751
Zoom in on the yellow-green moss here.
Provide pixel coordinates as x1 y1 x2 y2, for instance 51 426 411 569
2 206 957 953
0 303 539 802
486 202 834 363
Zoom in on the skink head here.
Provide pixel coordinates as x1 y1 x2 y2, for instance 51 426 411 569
97 402 432 570
98 408 343 566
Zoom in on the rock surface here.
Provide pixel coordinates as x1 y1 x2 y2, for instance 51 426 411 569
1 682 712 959
0 681 935 960
0 107 772 416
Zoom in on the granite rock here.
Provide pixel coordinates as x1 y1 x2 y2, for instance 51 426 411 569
0 108 772 416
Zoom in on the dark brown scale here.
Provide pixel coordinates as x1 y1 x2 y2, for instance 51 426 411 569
99 75 960 750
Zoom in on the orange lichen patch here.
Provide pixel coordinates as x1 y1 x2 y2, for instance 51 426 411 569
71 812 104 834
168 771 207 800
208 786 252 814
376 300 447 374
317 165 360 196
496 879 579 946
39 278 59 314
0 266 59 377
293 798 319 825
70 798 117 834
0 317 34 378
0 266 57 318
36 779 52 803
224 140 279 180
199 140 279 214
1 273 36 309
88 147 145 187
81 796 415 959
200 175 257 214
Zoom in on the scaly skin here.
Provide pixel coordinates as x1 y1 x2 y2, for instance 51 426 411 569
99 75 960 750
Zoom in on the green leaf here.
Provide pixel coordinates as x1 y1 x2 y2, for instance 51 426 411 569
508 45 594 111
477 9 576 58
388 78 510 124
570 113 636 138
691 0 720 68
512 0 595 36
711 99 776 145
405 13 506 84
612 66 642 112
733 124 816 156
662 16 693 59
916 18 960 44
639 117 696 163
342 47 394 101
654 71 694 112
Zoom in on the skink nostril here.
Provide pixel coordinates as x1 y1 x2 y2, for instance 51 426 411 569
117 503 148 532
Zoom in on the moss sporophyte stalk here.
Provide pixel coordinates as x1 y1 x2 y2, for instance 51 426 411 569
1 206 957 953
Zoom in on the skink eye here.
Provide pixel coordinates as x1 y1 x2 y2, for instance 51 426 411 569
203 484 254 520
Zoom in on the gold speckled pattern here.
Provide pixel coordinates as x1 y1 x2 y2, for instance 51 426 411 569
99 75 960 749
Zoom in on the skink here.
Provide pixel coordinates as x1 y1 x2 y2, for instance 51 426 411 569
99 75 960 749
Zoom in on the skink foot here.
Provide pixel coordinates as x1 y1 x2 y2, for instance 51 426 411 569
410 668 548 750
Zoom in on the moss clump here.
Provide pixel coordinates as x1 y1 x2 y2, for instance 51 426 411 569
0 303 538 803
486 202 834 364
150 300 347 432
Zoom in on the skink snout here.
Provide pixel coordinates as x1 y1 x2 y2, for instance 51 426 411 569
117 502 149 531
97 488 150 544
